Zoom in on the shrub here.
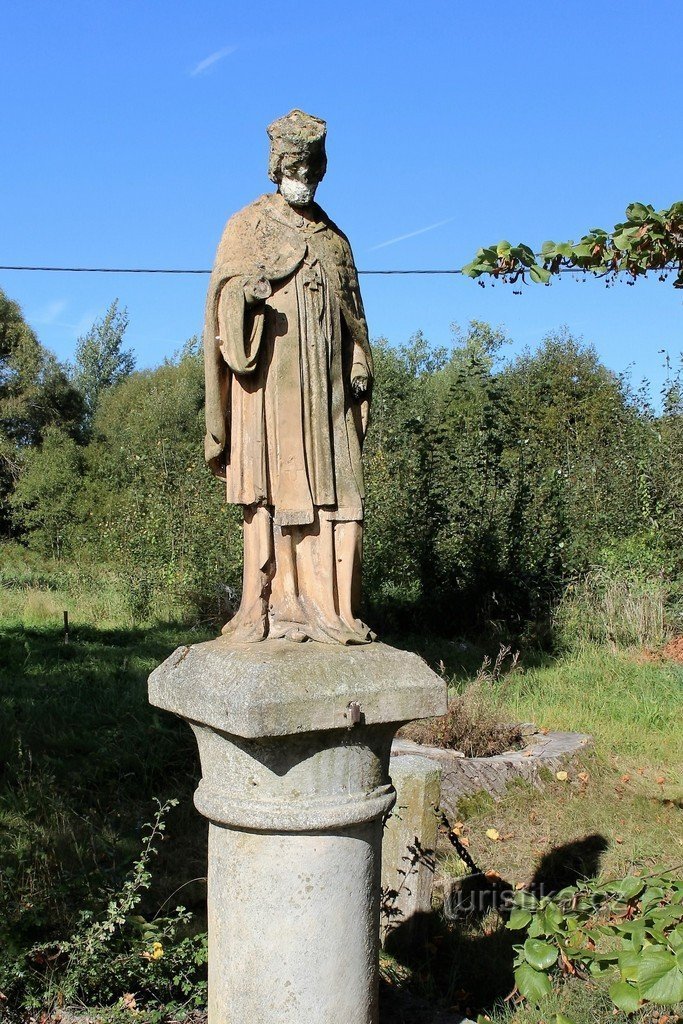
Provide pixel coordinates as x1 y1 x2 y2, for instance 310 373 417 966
0 800 208 1020
507 867 683 1013
401 646 523 756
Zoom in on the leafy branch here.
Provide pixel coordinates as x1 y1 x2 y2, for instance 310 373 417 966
506 867 683 1014
462 201 683 289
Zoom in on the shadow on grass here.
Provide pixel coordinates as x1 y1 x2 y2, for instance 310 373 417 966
530 832 609 895
381 832 609 1019
0 619 212 947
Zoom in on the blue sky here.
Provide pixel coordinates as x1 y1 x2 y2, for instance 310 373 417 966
2 0 682 396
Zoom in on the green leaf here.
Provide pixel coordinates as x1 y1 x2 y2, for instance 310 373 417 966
524 938 558 970
565 930 588 952
515 963 553 1004
622 920 646 951
529 265 551 284
609 980 641 1013
528 913 548 938
513 892 539 911
544 902 566 930
618 950 641 982
649 904 683 924
556 1015 577 1024
508 908 533 930
590 959 615 978
613 231 634 251
513 244 536 266
607 876 645 900
496 240 512 257
637 949 683 1004
626 202 651 223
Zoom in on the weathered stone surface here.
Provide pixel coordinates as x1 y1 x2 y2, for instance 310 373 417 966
149 638 447 1024
149 637 447 739
204 109 375 645
207 819 381 1023
381 755 442 950
391 731 593 820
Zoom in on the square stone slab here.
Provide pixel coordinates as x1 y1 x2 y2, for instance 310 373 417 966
148 637 447 738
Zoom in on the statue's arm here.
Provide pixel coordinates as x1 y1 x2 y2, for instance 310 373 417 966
217 277 268 375
334 233 373 388
339 243 373 419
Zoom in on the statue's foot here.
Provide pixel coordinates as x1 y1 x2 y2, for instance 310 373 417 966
220 615 267 642
285 628 308 643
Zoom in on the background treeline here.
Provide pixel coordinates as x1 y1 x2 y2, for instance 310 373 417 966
2 286 682 646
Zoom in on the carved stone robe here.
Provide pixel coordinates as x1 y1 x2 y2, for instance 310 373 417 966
204 191 374 644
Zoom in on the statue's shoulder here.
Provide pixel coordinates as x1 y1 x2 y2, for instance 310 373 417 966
214 193 307 280
313 205 356 267
314 205 349 244
214 195 274 265
222 193 271 234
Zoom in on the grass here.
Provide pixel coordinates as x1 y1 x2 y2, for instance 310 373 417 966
503 645 683 767
0 540 194 628
554 568 670 649
380 640 683 1023
0 618 210 948
1 546 682 1022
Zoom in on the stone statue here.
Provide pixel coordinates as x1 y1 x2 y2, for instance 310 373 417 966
204 110 375 645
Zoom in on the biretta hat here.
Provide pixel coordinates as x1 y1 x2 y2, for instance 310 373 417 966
267 109 327 154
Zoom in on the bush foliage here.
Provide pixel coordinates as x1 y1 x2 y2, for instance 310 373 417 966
3 284 683 640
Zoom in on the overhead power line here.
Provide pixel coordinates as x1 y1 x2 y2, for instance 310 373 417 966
0 265 212 275
0 265 623 277
0 264 461 276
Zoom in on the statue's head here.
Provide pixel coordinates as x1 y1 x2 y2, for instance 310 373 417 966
267 109 327 207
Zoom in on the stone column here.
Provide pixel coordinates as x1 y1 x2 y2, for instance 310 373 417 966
149 638 446 1024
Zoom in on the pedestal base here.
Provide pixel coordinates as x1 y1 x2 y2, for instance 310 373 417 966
148 637 447 1024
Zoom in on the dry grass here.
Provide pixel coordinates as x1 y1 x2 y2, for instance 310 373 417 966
555 568 669 649
401 646 523 757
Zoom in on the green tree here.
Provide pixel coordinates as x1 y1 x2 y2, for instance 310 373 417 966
502 330 650 566
9 427 84 556
363 324 660 637
71 300 135 427
78 341 240 616
0 288 83 533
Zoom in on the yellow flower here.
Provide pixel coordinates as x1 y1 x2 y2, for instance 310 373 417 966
151 941 164 960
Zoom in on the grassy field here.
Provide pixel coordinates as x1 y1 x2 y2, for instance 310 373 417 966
1 553 682 1022
382 640 683 1023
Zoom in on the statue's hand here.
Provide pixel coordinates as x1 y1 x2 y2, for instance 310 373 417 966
243 275 272 306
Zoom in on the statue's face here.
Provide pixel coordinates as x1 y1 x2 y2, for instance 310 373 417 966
278 152 324 207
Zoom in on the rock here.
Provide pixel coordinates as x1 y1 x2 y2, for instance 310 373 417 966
381 755 442 950
391 731 593 820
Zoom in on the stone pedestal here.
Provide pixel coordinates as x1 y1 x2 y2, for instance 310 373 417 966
148 638 446 1024
381 754 442 951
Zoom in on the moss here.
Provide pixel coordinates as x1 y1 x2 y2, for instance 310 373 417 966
457 790 495 821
